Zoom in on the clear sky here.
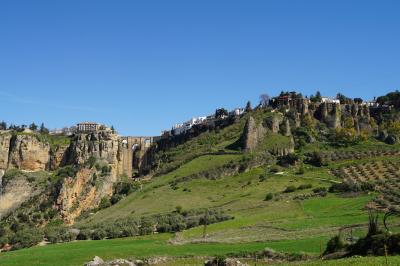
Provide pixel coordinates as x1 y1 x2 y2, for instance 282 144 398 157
1 0 399 136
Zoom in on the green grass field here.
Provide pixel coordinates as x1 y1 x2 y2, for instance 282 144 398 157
0 234 326 266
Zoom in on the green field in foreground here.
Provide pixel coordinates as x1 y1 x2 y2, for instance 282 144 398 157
2 233 400 266
0 234 328 266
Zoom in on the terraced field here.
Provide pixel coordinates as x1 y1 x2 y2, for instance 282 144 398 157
330 158 400 212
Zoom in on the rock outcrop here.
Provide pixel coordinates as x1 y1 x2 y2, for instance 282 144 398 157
8 134 51 171
64 131 123 178
0 133 12 170
241 116 267 152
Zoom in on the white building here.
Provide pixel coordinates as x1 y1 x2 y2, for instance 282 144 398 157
321 97 340 104
77 122 100 132
230 108 244 116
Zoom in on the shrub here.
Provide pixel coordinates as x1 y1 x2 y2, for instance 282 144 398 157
270 166 280 173
140 217 155 235
86 156 97 168
296 165 305 175
264 193 274 201
175 205 183 214
10 228 43 250
0 236 9 248
91 229 106 240
113 181 139 196
324 234 347 255
45 227 76 243
98 197 111 209
76 229 91 240
278 154 300 167
259 174 267 182
110 194 123 205
306 151 326 167
56 166 77 178
297 184 312 190
284 186 297 193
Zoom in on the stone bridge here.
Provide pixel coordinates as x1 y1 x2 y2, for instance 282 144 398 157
120 136 156 177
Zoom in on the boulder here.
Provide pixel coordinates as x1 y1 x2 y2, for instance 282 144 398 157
85 256 104 266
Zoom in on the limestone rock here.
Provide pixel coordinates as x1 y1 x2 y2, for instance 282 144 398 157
84 256 137 266
8 134 50 171
241 116 266 152
65 131 123 177
0 133 12 170
85 256 104 266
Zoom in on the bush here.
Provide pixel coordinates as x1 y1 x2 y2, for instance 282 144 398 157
98 197 111 209
113 181 139 196
0 236 9 248
110 194 123 205
278 154 300 167
259 174 267 182
91 229 106 240
324 234 347 255
264 193 274 201
86 156 97 168
312 187 328 197
284 186 297 193
297 184 312 190
45 227 76 243
296 165 305 175
270 166 280 173
306 152 326 167
10 228 43 250
56 166 77 178
76 229 91 240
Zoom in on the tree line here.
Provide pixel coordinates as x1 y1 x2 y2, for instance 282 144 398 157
0 121 49 134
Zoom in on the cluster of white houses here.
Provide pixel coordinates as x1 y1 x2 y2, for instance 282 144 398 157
162 107 245 137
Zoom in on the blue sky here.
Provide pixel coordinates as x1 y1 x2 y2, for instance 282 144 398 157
1 0 399 136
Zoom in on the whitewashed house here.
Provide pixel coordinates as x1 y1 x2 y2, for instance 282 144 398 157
321 97 340 104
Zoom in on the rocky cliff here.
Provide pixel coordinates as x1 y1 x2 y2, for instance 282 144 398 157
64 131 123 177
8 134 51 171
0 130 128 224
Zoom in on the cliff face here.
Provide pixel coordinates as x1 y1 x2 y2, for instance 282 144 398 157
56 167 116 224
0 130 126 224
241 116 267 152
64 131 123 177
0 133 12 170
8 134 51 171
55 131 123 224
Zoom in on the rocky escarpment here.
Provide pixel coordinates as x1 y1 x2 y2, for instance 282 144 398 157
0 132 55 172
56 131 124 224
241 114 294 155
56 167 116 224
64 131 123 177
8 134 51 171
241 116 267 152
0 130 128 224
0 133 12 170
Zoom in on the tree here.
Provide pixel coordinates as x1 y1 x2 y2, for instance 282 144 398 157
215 108 228 119
336 93 352 104
0 121 6 130
310 91 322 103
259 94 270 107
29 123 38 131
39 123 49 134
315 91 322 101
354 98 363 104
111 125 115 132
245 101 252 112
